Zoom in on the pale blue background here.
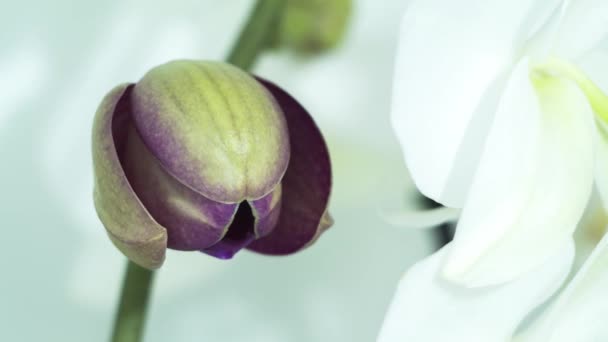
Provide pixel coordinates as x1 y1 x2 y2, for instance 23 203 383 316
0 1 434 341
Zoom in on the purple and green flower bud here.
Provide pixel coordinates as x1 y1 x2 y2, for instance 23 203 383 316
92 60 332 269
278 0 352 54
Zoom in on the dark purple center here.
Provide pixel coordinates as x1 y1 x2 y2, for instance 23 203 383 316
201 202 257 259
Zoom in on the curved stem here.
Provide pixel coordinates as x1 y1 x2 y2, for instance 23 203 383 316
227 0 286 70
111 261 155 342
110 1 285 341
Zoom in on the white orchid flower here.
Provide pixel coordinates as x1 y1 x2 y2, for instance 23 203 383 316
380 0 608 340
392 0 608 287
378 195 608 341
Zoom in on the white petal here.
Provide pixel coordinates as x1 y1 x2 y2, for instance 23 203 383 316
577 46 608 102
443 58 594 287
576 49 608 212
392 0 560 207
596 122 608 211
553 0 608 60
573 187 608 269
381 206 460 229
516 231 608 342
377 241 574 342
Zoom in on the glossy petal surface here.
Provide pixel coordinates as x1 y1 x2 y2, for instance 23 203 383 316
92 84 167 269
377 242 574 342
391 0 558 207
444 58 594 287
132 60 290 203
247 79 332 255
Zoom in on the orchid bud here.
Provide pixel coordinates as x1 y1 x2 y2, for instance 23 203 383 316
278 0 352 54
92 60 332 269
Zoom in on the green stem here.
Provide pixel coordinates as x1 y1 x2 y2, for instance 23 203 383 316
110 1 285 341
227 0 286 70
111 261 155 342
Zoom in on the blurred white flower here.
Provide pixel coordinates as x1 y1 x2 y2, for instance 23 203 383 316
378 194 608 341
392 0 608 287
380 0 608 340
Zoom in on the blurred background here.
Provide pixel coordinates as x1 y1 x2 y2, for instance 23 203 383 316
0 0 436 341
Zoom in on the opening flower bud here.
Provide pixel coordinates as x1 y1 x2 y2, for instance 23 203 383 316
92 60 332 269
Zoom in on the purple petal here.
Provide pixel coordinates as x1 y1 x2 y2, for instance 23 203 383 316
119 102 239 251
201 186 282 259
247 79 333 255
250 185 282 238
201 202 257 259
92 84 167 269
